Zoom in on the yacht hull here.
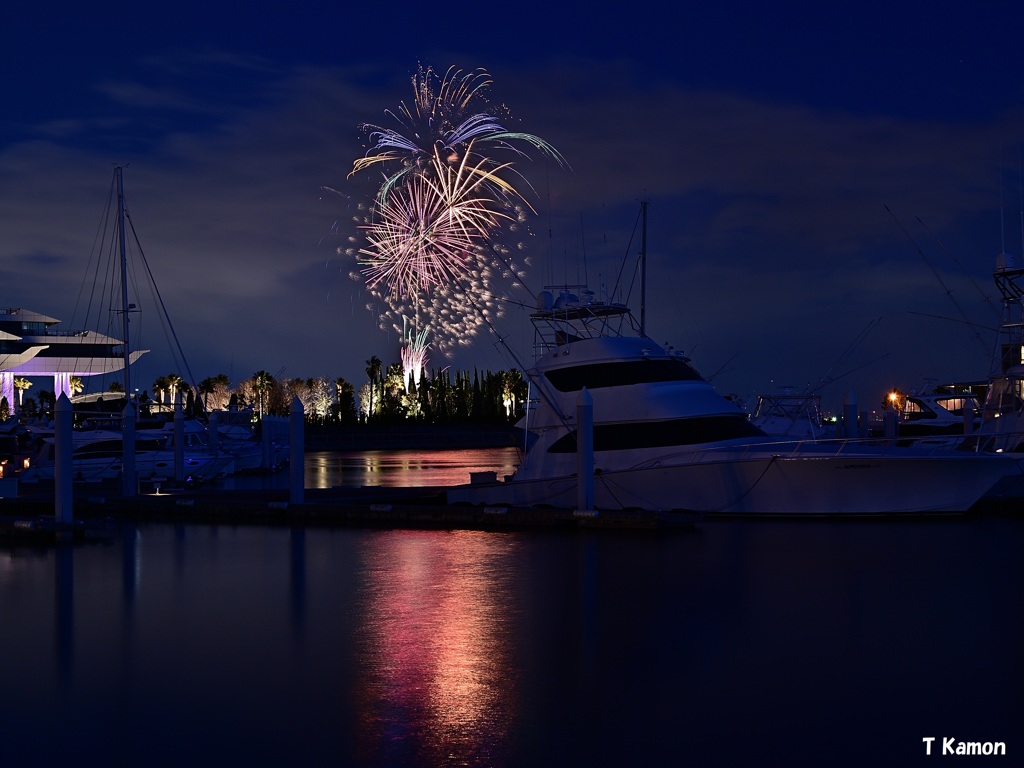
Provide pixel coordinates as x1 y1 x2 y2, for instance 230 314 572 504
448 449 1020 514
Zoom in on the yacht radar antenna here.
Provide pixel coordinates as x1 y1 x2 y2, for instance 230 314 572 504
640 199 648 338
116 165 131 406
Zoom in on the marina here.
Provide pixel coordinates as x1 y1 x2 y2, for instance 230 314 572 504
1 442 1019 549
0 145 1018 768
6 8 1024 765
0 446 697 536
1 486 1019 767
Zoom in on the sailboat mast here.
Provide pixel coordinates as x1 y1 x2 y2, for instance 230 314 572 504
116 166 131 404
640 199 648 338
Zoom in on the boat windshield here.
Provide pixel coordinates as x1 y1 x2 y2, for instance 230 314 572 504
544 359 703 392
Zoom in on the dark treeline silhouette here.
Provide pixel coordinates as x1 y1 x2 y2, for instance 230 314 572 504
4 363 529 430
349 363 528 426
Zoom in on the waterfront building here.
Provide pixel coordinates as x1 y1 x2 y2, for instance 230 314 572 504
0 307 147 411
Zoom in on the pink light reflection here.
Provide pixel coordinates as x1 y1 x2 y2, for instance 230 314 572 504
354 530 521 763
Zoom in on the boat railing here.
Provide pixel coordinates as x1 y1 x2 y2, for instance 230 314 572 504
530 293 638 355
636 435 995 468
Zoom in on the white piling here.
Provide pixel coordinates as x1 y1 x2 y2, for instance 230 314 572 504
575 387 595 515
174 395 185 483
290 397 305 505
55 393 73 524
122 402 136 497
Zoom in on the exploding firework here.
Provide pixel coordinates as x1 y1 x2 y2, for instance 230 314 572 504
362 261 507 362
345 63 566 374
350 65 567 204
357 145 522 298
400 321 430 392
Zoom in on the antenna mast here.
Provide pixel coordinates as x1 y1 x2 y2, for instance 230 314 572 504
640 199 648 337
116 166 132 403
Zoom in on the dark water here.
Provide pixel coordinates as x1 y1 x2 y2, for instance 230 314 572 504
1 452 1021 767
303 447 521 489
217 447 522 492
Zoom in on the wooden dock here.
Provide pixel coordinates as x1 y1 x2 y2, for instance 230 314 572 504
0 482 701 541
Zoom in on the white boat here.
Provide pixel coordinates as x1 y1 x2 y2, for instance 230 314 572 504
447 212 1018 515
19 427 235 484
143 415 281 475
210 408 288 472
750 389 833 440
867 384 981 448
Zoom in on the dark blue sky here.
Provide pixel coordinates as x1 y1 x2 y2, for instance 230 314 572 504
3 1 1024 409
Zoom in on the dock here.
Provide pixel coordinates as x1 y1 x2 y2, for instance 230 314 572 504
0 481 701 542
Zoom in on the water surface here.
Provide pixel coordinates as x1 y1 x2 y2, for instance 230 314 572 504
2 515 1020 767
1 450 1020 767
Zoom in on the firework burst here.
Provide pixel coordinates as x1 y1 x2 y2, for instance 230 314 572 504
357 145 518 297
400 321 430 391
344 63 566 372
352 242 515 369
350 64 567 204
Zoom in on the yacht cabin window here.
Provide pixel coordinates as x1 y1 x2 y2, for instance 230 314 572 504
547 414 765 453
543 359 702 392
902 399 937 420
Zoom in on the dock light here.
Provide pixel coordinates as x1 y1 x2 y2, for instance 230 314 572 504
885 389 906 413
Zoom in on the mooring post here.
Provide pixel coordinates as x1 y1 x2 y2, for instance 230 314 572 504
174 394 185 483
122 400 137 498
55 392 73 524
575 387 596 516
290 396 304 505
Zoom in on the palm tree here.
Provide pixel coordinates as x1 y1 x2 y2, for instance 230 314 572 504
13 377 31 407
152 375 170 405
166 373 185 406
335 377 356 423
252 370 274 420
69 376 84 396
198 377 217 411
365 355 383 421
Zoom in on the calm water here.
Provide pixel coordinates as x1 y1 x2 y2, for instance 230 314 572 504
303 447 522 489
2 451 1021 767
217 447 522 492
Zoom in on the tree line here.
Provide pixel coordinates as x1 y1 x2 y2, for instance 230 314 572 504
1 358 529 427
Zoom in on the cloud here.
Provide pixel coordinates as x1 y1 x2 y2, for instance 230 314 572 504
2 51 1021 403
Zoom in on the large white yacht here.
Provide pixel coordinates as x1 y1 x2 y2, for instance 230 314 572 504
448 287 1018 514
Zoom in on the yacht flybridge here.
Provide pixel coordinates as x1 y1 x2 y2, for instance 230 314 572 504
448 217 1019 515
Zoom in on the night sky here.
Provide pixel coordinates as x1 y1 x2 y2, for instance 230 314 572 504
3 2 1024 412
